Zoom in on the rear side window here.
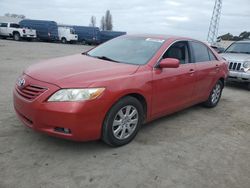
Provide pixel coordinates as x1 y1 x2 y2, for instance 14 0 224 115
0 23 8 27
191 41 210 62
10 23 20 28
208 49 217 61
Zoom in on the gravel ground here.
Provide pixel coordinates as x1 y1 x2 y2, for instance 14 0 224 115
0 39 249 188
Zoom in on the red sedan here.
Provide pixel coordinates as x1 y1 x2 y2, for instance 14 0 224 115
13 35 228 146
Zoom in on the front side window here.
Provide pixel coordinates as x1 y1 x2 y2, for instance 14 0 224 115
162 41 190 64
70 29 75 34
191 41 210 62
225 42 250 54
87 36 165 65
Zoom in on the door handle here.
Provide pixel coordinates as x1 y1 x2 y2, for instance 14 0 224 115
215 64 220 70
189 69 195 73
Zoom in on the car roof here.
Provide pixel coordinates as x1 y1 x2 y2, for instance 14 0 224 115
125 34 193 41
235 40 250 43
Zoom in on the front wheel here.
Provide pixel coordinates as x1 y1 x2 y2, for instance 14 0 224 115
102 96 144 147
203 80 223 108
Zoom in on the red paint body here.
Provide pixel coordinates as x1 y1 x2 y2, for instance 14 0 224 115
13 35 228 141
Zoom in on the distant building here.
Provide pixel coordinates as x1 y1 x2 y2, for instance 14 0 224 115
0 16 22 24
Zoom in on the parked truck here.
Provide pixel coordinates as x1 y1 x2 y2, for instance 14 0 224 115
0 22 36 41
100 31 127 43
58 26 78 44
19 19 59 41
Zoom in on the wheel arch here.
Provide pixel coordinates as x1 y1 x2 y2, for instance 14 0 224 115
105 91 149 123
219 77 225 88
123 93 148 122
12 31 20 35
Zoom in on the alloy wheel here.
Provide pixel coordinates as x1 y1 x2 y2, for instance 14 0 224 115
211 83 221 104
112 105 139 140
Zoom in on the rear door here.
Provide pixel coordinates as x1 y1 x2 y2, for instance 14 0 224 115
189 41 220 101
152 41 197 117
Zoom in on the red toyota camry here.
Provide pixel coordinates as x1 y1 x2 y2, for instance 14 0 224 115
13 35 228 146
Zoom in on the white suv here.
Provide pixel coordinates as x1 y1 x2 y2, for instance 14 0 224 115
221 40 250 90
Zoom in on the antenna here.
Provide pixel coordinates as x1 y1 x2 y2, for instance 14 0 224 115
207 0 222 45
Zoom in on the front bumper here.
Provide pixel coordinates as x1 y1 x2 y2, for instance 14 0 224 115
227 70 250 83
13 75 108 141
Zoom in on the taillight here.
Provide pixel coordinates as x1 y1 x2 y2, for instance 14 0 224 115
23 29 26 33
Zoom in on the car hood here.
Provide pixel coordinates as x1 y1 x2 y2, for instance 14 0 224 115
24 54 139 88
221 53 250 62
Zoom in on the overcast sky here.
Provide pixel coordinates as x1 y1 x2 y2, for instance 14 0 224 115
0 0 249 40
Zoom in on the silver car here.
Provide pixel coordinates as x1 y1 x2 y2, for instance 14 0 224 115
221 40 250 90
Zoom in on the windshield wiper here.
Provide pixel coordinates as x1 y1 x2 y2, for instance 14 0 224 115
82 52 89 56
239 51 250 54
226 51 240 53
93 56 120 63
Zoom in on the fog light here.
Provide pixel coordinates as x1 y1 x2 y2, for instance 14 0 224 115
54 127 71 134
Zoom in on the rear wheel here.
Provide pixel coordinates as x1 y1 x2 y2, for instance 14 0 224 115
102 96 144 147
203 80 223 108
13 32 20 41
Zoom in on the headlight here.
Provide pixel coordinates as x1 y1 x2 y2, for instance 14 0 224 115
243 61 250 69
48 88 105 102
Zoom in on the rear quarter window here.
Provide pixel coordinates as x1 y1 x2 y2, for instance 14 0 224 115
208 49 217 61
191 41 210 62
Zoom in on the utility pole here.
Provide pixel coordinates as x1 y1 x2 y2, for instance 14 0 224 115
207 0 222 45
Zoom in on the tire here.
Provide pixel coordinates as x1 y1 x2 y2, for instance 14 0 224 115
13 32 20 41
81 40 87 45
102 96 144 147
247 83 250 91
61 38 67 44
203 80 223 108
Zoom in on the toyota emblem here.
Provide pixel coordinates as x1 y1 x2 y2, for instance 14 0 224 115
17 77 26 88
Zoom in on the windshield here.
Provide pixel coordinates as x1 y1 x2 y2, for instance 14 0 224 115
87 36 165 65
225 42 250 54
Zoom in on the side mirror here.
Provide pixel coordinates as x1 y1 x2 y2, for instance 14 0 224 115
159 58 180 68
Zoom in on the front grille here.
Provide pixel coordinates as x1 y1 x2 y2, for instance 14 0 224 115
229 62 242 71
16 85 47 100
